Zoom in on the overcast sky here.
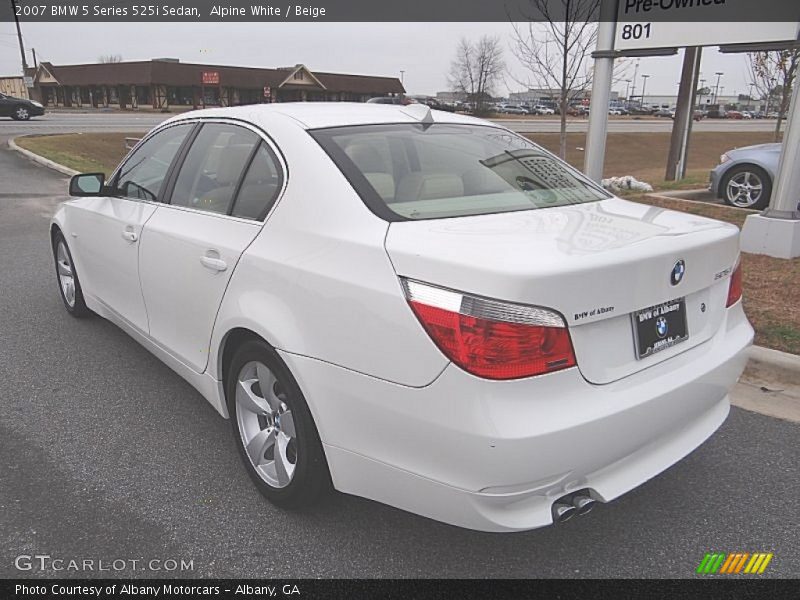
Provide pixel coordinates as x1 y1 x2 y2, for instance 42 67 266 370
0 22 755 98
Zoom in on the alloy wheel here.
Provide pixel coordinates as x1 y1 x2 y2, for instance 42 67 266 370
15 107 30 120
235 360 298 488
56 241 76 307
726 171 764 208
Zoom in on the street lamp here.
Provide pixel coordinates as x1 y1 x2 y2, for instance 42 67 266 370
698 78 706 107
624 79 631 100
640 74 650 107
713 71 723 105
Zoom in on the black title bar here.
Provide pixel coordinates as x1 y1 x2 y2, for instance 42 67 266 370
1 578 796 600
1 0 798 22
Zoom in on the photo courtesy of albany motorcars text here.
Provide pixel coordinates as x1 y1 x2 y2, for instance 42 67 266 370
51 101 752 531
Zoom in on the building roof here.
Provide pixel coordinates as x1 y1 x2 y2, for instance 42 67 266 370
34 60 404 94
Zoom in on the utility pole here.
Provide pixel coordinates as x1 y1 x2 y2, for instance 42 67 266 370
640 74 650 106
31 47 38 70
713 71 723 104
10 0 29 72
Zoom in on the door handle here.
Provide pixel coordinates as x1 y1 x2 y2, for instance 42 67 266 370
200 255 228 272
121 229 138 242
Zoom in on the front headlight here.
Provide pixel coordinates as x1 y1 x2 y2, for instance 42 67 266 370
30 101 43 108
720 153 730 164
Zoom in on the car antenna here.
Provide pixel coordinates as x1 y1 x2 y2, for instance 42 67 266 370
400 103 434 126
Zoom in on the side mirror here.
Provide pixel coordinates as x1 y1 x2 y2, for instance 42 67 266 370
69 173 105 197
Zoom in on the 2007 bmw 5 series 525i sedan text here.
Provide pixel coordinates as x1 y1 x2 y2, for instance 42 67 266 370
50 103 753 532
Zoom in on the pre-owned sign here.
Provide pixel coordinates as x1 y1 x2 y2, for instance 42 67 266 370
615 0 799 53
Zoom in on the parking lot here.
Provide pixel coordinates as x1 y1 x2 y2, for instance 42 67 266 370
1 116 799 579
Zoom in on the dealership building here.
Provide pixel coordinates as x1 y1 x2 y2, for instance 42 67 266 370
27 59 405 109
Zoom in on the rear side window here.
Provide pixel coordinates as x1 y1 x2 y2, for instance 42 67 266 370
231 142 283 221
114 123 192 201
170 123 259 215
311 124 610 221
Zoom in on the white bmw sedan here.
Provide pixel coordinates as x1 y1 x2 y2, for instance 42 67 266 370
51 103 753 532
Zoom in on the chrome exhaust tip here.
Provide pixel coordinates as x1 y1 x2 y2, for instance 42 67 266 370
572 494 596 516
552 502 577 523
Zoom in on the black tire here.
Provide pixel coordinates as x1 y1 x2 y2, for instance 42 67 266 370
227 339 331 508
11 105 31 121
720 164 772 210
52 230 91 318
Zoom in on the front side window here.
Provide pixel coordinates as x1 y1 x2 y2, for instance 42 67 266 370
114 123 193 202
312 124 610 221
170 123 259 215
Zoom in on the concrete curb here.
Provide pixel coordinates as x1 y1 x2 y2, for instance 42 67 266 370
7 135 79 177
645 190 759 213
745 345 800 387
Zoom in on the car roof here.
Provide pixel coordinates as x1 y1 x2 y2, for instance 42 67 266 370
164 102 485 130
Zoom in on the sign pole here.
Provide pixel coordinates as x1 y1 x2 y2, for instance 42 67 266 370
584 0 618 182
740 81 800 258
665 46 701 181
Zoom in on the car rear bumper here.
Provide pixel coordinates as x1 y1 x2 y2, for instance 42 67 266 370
282 302 753 532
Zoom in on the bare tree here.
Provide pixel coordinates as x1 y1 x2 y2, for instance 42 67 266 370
98 54 123 63
510 0 601 158
747 48 800 142
448 35 505 116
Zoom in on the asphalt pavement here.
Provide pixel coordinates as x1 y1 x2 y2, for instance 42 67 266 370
0 127 798 579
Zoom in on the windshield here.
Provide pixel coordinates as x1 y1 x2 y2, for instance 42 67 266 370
311 123 609 221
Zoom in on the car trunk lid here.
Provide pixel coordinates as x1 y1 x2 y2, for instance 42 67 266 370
385 197 740 384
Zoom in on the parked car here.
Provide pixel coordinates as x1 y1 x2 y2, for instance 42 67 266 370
628 106 655 116
654 108 675 118
706 108 728 119
709 142 781 209
533 105 555 115
608 108 623 116
740 111 753 119
413 97 455 112
0 92 45 120
500 104 528 115
53 103 752 532
367 96 415 105
726 111 744 120
669 110 706 122
566 105 588 116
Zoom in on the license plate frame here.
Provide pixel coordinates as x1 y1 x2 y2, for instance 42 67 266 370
632 298 689 360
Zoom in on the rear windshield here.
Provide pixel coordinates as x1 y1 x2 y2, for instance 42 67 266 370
311 123 609 221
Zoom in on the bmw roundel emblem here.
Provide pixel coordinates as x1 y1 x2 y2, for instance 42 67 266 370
670 259 686 286
656 316 668 338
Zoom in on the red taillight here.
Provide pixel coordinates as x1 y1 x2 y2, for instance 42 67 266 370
402 279 576 380
726 261 743 308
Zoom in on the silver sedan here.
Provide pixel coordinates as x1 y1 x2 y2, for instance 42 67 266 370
709 143 781 209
